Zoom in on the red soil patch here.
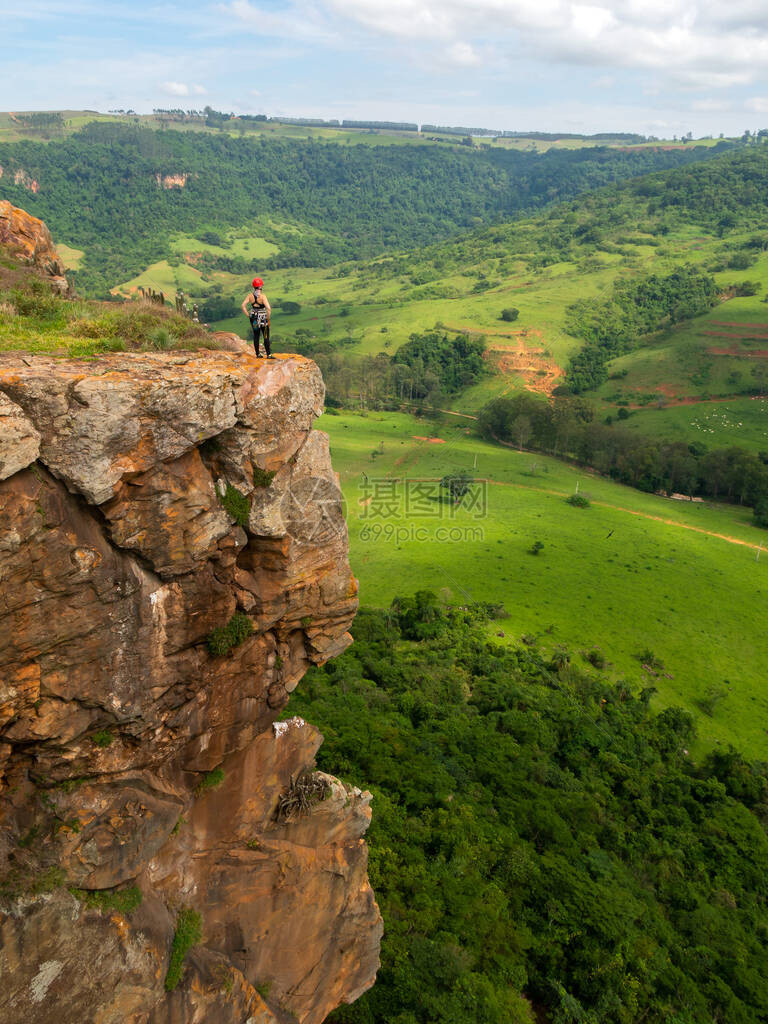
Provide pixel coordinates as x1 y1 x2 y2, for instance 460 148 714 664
702 330 768 340
412 436 446 443
710 321 768 329
445 325 562 395
707 346 768 358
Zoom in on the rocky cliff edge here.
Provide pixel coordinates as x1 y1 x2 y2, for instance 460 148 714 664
0 350 381 1023
0 201 71 296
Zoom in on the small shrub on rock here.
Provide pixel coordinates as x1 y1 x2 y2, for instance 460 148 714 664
165 908 202 991
207 612 254 656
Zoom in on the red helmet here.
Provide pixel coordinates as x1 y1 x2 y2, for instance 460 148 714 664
252 277 264 288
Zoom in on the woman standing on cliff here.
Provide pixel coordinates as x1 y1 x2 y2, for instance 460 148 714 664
241 277 272 358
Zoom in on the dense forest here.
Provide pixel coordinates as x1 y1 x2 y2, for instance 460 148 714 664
0 123 730 294
364 147 768 293
564 266 721 392
288 601 768 1024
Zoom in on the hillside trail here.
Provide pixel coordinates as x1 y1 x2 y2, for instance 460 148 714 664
480 477 766 552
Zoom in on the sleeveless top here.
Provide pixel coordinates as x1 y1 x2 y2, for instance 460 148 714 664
250 292 269 325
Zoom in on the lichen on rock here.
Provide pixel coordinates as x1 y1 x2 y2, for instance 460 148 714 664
0 350 381 1023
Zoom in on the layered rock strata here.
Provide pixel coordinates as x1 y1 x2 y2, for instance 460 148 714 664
0 351 381 1023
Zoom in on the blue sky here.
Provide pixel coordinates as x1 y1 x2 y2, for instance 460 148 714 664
3 0 768 136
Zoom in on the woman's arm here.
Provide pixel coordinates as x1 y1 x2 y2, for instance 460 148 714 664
241 293 252 316
261 294 272 317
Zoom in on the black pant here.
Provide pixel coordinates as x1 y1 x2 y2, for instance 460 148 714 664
251 320 271 356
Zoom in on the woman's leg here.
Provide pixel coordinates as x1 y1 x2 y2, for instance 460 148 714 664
251 323 262 356
263 323 272 357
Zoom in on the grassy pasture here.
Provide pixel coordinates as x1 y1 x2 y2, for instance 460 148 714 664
112 259 243 299
619 398 768 453
169 232 278 261
56 243 85 270
322 409 768 758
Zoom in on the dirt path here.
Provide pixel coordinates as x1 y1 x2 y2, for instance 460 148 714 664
387 466 764 551
482 478 765 552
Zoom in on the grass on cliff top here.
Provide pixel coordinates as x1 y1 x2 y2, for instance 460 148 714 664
322 408 768 759
0 256 221 356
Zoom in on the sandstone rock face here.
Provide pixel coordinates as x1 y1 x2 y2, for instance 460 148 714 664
211 331 252 354
0 392 40 481
0 200 70 295
0 352 380 1023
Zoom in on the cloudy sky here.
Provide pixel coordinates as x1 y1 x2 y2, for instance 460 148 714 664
3 0 768 135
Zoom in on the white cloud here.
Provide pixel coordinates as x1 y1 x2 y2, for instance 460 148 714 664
746 96 768 113
162 81 190 96
220 0 339 42
160 81 206 96
312 0 768 87
692 99 732 112
447 42 482 68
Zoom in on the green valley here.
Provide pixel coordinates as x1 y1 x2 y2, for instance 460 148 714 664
3 107 768 1024
320 408 768 758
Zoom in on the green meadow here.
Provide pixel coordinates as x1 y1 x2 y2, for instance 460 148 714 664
321 409 768 759
617 397 768 453
169 232 278 261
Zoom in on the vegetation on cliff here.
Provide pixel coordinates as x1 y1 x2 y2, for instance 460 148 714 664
290 602 768 1024
0 245 213 356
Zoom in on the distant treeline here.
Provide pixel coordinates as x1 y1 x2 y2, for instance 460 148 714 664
478 391 768 522
14 112 64 131
146 111 695 144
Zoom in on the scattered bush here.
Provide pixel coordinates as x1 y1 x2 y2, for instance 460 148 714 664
636 647 665 672
696 684 729 717
220 483 250 527
500 307 520 322
91 730 114 748
440 472 474 500
528 540 545 556
70 885 142 915
195 767 225 795
566 494 590 508
252 467 276 488
206 612 254 656
583 648 606 669
165 908 203 991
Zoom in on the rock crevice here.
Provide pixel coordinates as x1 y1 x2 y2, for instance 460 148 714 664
0 351 381 1023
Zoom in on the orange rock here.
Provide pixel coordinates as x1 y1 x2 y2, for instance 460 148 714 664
0 200 70 294
0 352 379 1022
